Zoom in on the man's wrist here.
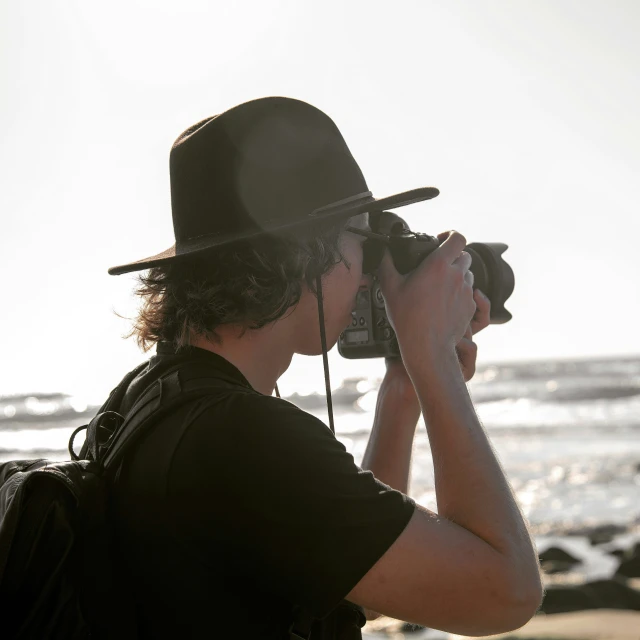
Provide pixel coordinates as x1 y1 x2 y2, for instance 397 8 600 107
378 371 421 424
402 342 460 381
382 362 419 404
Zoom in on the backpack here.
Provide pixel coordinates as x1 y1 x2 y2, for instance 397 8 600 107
0 360 366 640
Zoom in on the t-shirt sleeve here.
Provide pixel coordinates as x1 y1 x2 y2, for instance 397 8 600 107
167 391 416 618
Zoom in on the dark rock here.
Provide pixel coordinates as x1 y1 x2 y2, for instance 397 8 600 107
400 622 426 633
540 585 596 614
539 546 582 573
615 542 640 578
539 546 582 564
540 578 640 614
587 524 628 545
541 560 579 574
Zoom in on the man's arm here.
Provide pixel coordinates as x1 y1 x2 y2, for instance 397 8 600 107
357 293 490 622
347 345 543 635
409 345 542 581
360 361 421 495
345 236 542 635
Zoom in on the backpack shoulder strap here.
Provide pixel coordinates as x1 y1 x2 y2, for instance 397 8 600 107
75 360 151 460
100 361 245 472
100 360 151 414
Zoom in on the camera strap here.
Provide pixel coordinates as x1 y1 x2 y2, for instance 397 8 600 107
316 273 336 434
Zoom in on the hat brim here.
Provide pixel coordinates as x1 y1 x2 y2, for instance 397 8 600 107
108 186 439 275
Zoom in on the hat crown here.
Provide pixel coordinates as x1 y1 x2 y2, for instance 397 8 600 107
169 97 369 244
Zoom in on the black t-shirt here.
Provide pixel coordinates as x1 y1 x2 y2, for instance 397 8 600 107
112 343 416 639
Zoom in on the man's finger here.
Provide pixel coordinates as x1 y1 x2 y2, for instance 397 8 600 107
435 230 467 264
463 264 475 286
470 288 491 334
455 336 478 381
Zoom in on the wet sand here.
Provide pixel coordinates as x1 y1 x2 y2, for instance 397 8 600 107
364 610 640 639
453 609 640 639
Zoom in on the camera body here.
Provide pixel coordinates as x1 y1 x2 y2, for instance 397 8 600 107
340 282 400 359
338 212 514 360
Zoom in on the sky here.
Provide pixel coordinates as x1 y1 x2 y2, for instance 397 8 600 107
1 0 639 403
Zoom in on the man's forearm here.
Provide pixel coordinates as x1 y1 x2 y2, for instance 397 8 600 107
360 375 422 495
406 345 540 584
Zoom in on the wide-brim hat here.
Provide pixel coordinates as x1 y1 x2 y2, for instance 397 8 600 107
108 97 439 276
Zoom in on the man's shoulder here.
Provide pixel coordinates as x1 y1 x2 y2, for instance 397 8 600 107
166 387 342 485
188 387 333 442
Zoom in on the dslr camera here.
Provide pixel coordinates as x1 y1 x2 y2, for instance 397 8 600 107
338 211 514 359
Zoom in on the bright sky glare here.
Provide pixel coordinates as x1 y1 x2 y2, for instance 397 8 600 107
1 0 639 402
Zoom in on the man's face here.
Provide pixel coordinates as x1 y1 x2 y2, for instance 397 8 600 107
294 213 372 356
337 211 373 319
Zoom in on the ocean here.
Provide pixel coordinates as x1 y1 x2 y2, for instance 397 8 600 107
2 355 639 540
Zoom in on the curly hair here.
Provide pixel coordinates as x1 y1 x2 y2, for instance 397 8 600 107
122 219 353 353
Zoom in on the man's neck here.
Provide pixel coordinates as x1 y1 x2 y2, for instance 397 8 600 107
189 324 295 396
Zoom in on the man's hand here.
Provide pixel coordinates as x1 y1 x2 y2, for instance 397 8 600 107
386 287 491 388
455 288 491 382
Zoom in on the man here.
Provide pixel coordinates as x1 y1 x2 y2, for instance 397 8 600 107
108 97 542 638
